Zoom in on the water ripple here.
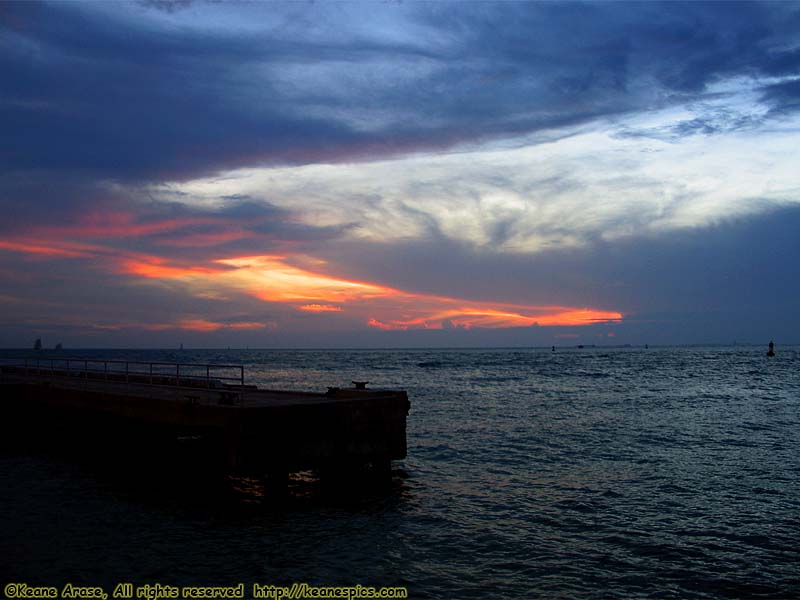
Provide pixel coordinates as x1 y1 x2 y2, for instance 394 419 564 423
2 346 799 598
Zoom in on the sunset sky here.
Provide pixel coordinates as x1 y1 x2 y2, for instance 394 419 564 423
1 0 799 348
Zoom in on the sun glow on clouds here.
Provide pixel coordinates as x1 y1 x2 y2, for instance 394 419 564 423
216 255 394 303
299 304 344 313
0 240 98 258
366 306 622 331
96 319 274 332
36 211 224 239
0 155 631 334
213 255 622 329
121 258 227 279
167 319 273 332
0 230 623 331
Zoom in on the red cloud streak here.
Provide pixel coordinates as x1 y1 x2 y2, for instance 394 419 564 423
0 227 623 332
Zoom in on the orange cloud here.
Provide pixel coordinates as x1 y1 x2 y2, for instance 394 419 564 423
0 240 97 258
154 230 252 247
366 306 622 330
367 318 407 331
3 210 253 268
121 258 226 279
175 319 224 332
101 319 274 332
211 254 623 330
228 321 274 330
298 304 343 313
134 321 219 332
0 232 238 285
216 255 394 303
36 211 225 240
2 228 623 332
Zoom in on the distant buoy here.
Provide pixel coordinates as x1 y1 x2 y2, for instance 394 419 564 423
551 345 555 352
767 340 775 357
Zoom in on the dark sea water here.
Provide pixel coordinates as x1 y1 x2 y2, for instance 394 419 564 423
1 346 799 599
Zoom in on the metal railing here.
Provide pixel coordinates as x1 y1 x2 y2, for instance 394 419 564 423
0 356 246 403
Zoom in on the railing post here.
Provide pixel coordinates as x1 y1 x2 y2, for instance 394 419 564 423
104 361 108 381
240 365 245 406
126 362 129 385
206 365 210 389
177 363 181 389
149 363 153 386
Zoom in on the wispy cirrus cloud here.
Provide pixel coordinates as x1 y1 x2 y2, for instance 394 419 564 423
171 101 800 255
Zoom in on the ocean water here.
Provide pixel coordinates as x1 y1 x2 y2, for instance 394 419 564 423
1 346 799 599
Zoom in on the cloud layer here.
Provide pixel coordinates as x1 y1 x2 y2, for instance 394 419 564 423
1 1 799 347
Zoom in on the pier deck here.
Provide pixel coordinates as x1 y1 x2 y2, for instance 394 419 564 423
0 358 410 478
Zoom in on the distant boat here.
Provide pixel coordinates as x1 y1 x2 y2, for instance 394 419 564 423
767 341 775 357
33 338 42 351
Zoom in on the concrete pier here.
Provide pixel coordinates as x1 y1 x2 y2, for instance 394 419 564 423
0 359 410 484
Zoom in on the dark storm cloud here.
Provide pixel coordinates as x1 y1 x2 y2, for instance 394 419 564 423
2 1 799 183
761 78 800 115
0 1 365 180
0 173 115 233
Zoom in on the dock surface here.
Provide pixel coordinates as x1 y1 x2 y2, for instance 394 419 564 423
0 357 410 478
